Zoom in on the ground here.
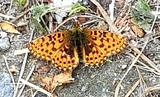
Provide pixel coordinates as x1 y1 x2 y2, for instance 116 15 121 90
0 0 160 97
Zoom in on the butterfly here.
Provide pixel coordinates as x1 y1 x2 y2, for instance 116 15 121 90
29 21 126 71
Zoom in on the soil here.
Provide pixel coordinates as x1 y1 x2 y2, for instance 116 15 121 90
0 0 160 97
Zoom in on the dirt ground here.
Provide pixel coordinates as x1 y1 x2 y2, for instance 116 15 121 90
0 0 160 97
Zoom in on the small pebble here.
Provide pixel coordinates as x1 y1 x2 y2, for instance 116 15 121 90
82 0 89 6
81 84 89 92
121 64 127 69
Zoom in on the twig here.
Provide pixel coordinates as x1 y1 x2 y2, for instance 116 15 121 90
143 85 160 96
3 55 16 92
13 28 35 97
8 0 14 15
115 36 150 97
17 63 35 97
109 0 115 21
90 0 118 32
124 79 140 97
20 79 53 97
136 66 147 97
129 44 160 74
129 53 160 75
0 13 15 19
13 51 29 97
10 9 30 23
53 16 77 32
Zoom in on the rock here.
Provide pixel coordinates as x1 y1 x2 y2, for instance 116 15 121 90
0 31 10 52
0 72 14 97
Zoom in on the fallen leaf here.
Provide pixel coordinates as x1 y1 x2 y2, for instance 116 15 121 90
53 71 74 85
0 21 20 34
130 20 146 37
128 30 136 40
40 71 74 91
41 76 54 91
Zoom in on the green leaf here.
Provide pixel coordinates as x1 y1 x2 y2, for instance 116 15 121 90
31 5 50 22
135 0 150 11
14 0 26 6
31 18 47 33
69 3 87 16
131 0 154 30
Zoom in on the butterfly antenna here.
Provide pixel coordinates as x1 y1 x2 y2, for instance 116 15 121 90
74 20 79 28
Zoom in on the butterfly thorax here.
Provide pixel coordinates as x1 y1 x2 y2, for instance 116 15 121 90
69 26 88 61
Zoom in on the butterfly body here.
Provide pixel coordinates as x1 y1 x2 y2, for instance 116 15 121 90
29 22 126 71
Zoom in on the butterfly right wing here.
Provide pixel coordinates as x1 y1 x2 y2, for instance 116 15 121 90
82 29 126 66
29 30 79 71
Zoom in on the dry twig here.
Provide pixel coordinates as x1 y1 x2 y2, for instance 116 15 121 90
20 79 53 97
13 28 35 97
3 55 16 91
90 0 118 32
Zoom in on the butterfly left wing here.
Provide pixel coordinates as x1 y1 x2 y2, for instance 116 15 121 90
82 29 126 66
29 30 79 71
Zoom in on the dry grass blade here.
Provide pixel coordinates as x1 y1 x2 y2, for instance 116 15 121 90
136 66 146 96
143 85 160 95
13 50 29 97
17 64 35 97
10 9 30 23
114 4 159 96
20 78 53 97
109 0 115 21
53 16 77 32
0 13 15 19
115 36 150 97
3 55 16 91
129 44 160 74
14 48 30 55
124 79 140 97
90 0 118 32
129 53 160 75
13 28 35 97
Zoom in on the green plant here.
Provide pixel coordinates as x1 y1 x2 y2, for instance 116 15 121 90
14 0 26 6
131 0 154 30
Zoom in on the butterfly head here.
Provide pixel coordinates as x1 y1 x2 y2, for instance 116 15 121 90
72 21 82 34
73 20 79 27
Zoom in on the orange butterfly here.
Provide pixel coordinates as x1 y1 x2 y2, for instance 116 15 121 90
29 21 126 71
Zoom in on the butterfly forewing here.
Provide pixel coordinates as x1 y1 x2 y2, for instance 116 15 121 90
29 30 79 71
82 29 126 66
